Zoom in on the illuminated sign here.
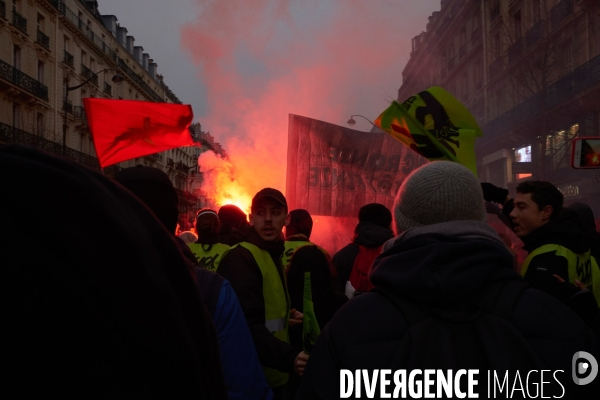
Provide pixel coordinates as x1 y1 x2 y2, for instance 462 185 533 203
558 185 579 198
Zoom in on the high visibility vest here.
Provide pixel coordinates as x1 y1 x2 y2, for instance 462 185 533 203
521 244 600 306
187 243 230 272
233 242 291 388
282 241 330 270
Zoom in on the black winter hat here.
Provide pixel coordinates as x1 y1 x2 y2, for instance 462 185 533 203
288 209 313 238
358 203 392 229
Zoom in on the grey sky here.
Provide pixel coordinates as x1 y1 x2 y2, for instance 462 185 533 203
97 0 440 134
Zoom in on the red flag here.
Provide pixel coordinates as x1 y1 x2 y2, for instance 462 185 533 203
83 98 194 167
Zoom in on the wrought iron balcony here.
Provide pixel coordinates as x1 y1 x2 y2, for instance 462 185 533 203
73 106 86 122
36 29 50 50
12 10 27 34
144 153 159 162
63 100 73 114
81 64 98 86
0 58 48 100
0 1 5 19
64 50 74 68
117 58 163 102
103 82 112 96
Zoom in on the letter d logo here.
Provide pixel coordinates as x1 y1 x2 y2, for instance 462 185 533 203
572 351 598 385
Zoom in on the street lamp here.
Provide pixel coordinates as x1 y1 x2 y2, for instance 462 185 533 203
347 114 379 129
63 68 124 155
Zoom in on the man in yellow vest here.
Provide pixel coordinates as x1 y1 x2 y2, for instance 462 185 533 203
218 188 308 399
509 181 600 309
283 209 330 270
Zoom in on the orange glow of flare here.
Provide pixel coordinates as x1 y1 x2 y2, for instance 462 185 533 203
198 151 253 216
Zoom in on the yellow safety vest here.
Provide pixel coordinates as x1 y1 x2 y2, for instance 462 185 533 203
521 244 600 306
231 242 291 388
282 241 330 270
187 243 230 272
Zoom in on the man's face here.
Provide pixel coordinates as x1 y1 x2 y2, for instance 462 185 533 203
510 192 553 238
250 198 290 242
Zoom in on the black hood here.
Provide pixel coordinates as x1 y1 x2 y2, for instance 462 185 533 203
370 221 518 307
522 209 589 254
352 221 394 248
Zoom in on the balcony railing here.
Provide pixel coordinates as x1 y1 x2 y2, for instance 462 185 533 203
36 30 50 50
117 58 163 102
64 50 74 68
12 10 27 34
73 106 86 122
508 39 523 63
551 0 573 30
60 2 117 62
0 58 48 100
525 20 543 49
81 64 98 86
0 121 122 176
63 100 72 114
103 82 112 96
0 1 5 19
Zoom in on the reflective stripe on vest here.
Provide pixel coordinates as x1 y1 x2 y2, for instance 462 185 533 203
282 241 330 269
521 244 600 306
187 243 230 272
283 241 312 269
236 242 291 388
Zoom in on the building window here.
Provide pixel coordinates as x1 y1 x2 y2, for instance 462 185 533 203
37 113 45 135
64 36 70 52
13 45 21 70
90 57 96 73
37 61 44 83
81 50 87 67
12 0 19 12
37 13 45 32
13 103 21 129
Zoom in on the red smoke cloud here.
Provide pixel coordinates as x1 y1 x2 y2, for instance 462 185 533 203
182 0 438 252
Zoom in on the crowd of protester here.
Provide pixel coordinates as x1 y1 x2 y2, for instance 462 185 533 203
4 145 599 398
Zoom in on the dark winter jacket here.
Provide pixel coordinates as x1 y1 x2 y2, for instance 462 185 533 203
521 209 592 303
297 221 598 399
569 202 600 262
218 227 300 377
331 221 394 292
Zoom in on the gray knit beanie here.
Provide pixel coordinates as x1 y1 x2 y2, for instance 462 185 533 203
393 161 486 233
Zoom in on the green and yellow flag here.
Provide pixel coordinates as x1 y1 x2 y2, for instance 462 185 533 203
374 86 482 175
302 272 321 354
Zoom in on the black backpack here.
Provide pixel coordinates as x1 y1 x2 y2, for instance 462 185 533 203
372 280 564 398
